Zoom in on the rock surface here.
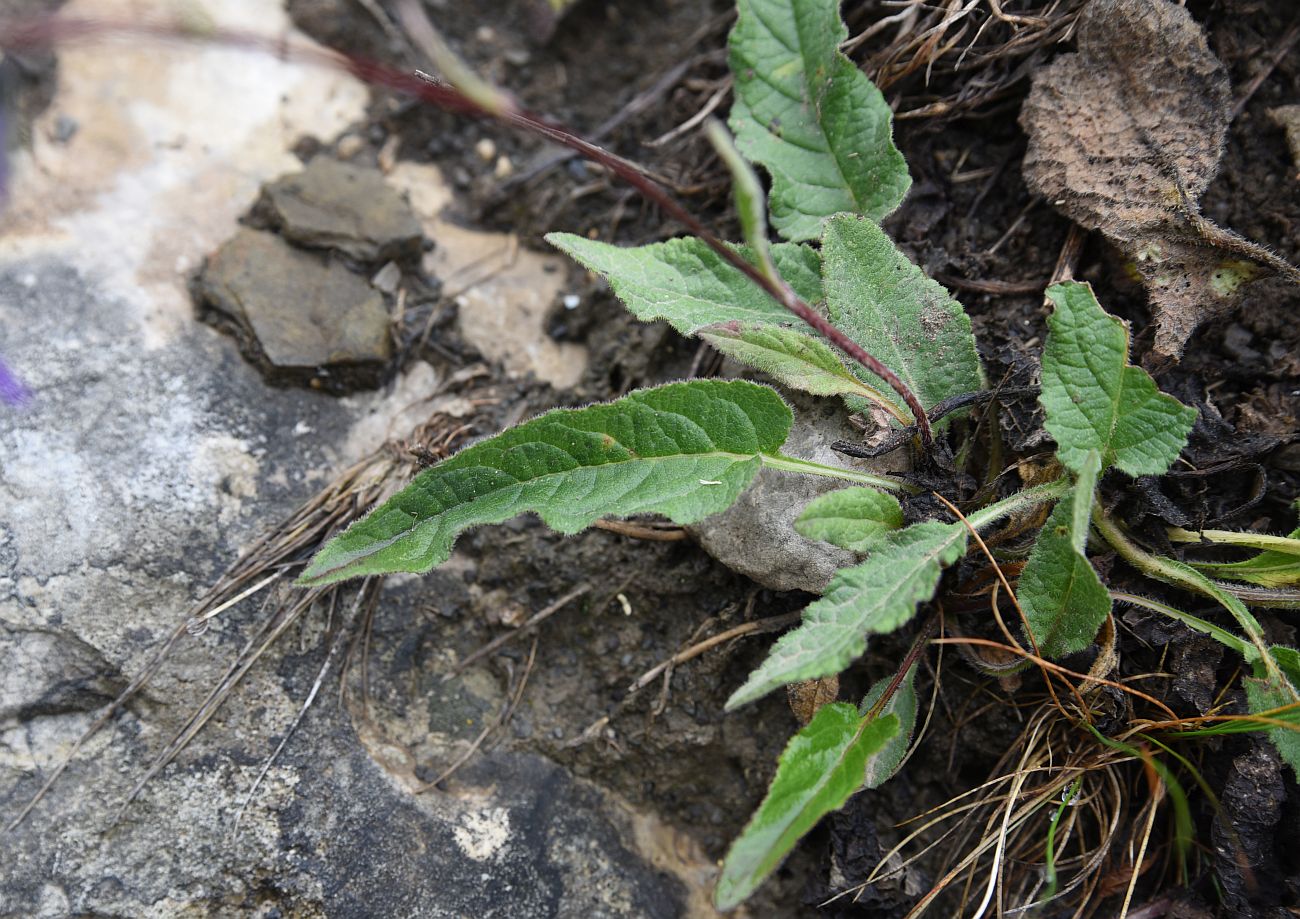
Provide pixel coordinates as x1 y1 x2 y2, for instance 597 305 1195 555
193 227 393 391
0 1 721 915
689 391 906 594
256 156 425 263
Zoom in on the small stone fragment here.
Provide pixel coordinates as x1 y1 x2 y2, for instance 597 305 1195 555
1269 105 1300 180
193 228 393 392
371 260 402 295
256 156 423 263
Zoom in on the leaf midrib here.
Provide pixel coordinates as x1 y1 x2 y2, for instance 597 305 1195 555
312 447 765 575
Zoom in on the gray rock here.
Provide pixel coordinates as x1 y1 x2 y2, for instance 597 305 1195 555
257 157 424 263
689 393 906 594
0 261 712 918
193 227 393 392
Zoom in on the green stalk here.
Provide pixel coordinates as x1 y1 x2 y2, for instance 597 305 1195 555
1167 527 1300 557
1093 510 1277 677
761 453 918 494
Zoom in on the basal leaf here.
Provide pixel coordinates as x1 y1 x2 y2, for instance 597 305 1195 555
545 233 822 335
298 380 792 586
728 522 967 709
795 486 904 553
728 0 909 241
715 704 899 910
1041 282 1196 476
698 324 898 412
859 669 918 790
1245 646 1300 780
1019 451 1111 658
821 215 984 422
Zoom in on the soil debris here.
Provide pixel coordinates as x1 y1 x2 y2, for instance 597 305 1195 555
1020 0 1300 364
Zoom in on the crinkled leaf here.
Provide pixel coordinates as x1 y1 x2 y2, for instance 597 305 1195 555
1245 646 1300 780
1041 282 1195 476
298 380 792 586
859 669 917 789
1020 451 1111 658
822 215 984 423
699 324 896 410
728 522 967 708
728 0 909 241
715 704 899 910
545 233 822 335
795 486 904 553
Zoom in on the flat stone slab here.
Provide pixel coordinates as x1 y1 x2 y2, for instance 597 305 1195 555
193 227 393 392
256 156 425 263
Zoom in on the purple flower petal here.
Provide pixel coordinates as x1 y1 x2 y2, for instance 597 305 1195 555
0 355 31 407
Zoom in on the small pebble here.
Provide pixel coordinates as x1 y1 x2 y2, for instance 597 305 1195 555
474 138 497 163
335 134 364 159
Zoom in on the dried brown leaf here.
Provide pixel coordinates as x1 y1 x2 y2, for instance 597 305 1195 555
786 675 840 726
1020 0 1300 363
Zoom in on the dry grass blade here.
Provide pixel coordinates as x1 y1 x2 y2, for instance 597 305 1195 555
838 0 1086 120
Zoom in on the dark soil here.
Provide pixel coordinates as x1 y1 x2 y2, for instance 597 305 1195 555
286 1 1300 916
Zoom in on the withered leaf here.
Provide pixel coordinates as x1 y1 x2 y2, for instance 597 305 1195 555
1020 0 1300 363
786 675 840 726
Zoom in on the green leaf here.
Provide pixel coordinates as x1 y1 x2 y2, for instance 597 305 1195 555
698 323 900 414
821 215 984 422
728 522 967 708
1245 646 1300 780
1183 521 1300 588
715 704 899 910
727 0 909 241
298 380 792 586
1041 282 1196 476
705 119 778 285
1019 451 1111 658
1195 556 1300 589
544 233 822 335
859 669 918 789
795 486 904 552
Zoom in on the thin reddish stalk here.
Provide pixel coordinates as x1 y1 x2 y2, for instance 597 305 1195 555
0 13 933 446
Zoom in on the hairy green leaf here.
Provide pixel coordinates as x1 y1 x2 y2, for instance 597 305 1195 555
728 0 909 241
1041 282 1196 476
715 704 899 910
705 119 778 285
1019 451 1111 658
1245 646 1300 780
822 215 984 422
859 669 918 789
728 522 967 708
298 381 792 586
698 324 898 413
795 486 904 552
544 233 822 335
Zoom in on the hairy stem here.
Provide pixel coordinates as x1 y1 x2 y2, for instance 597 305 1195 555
1093 509 1277 672
0 12 934 447
760 453 917 493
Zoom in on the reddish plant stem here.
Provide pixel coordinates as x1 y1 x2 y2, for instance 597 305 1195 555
0 14 933 446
